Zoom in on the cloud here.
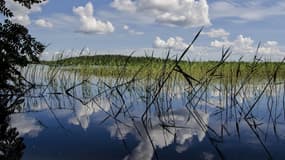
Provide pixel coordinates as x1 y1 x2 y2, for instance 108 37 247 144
123 25 144 35
153 36 188 50
259 41 282 55
111 0 211 27
69 98 111 129
109 108 209 160
111 0 136 12
10 114 43 137
211 35 284 55
210 1 285 22
5 0 48 26
202 152 215 160
123 25 129 30
211 35 254 53
201 28 229 38
128 30 144 36
73 2 115 34
35 19 53 28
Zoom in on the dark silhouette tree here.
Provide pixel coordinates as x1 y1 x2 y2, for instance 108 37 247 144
0 0 46 99
0 20 45 95
0 111 26 160
0 0 44 17
0 1 46 159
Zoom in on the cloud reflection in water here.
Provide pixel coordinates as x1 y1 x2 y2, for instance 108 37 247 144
9 114 43 137
109 108 209 160
68 97 111 129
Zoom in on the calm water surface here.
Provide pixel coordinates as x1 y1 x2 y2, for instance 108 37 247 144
8 65 285 160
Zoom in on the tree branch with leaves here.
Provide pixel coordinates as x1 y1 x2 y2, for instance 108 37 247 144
0 0 46 96
0 1 46 159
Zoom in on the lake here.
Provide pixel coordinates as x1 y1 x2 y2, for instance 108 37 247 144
7 65 285 160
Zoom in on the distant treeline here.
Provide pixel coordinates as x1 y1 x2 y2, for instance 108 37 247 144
40 55 285 80
41 55 166 66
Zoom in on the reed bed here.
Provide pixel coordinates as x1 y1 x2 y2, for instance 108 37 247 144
42 54 285 82
17 29 285 160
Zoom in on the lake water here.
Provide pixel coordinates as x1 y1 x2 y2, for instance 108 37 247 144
7 65 285 160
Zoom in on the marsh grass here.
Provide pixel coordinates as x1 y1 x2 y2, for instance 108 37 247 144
41 54 285 83
19 28 285 160
21 61 285 160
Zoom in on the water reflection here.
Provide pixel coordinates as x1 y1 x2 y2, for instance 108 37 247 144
12 65 285 159
109 108 209 160
10 114 43 137
0 118 25 160
69 98 111 129
0 95 26 159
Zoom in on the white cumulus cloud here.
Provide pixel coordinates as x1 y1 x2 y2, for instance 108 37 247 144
211 35 255 53
153 36 188 50
5 0 48 26
111 0 211 27
259 41 282 55
73 2 115 34
211 35 284 55
35 19 53 28
111 0 137 12
201 28 229 38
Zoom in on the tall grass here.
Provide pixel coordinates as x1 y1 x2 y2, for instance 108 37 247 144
19 28 285 160
41 54 285 82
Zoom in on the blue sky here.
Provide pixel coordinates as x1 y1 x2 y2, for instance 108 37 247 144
3 0 285 60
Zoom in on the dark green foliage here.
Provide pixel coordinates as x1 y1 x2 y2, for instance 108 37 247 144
0 0 46 17
0 0 12 17
0 19 45 95
0 0 45 95
0 113 25 160
43 55 285 80
13 0 44 8
0 1 45 159
44 55 166 66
